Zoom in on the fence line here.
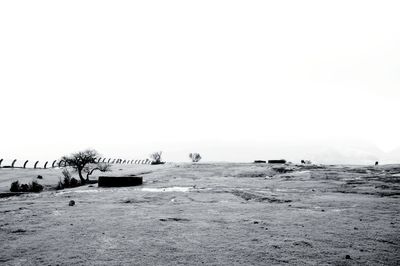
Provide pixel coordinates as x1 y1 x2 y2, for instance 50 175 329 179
0 157 152 169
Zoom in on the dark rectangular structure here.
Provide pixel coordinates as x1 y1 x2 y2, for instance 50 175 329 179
254 160 266 163
268 160 287 164
98 176 143 187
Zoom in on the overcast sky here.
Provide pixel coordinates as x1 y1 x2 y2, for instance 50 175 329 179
0 1 399 164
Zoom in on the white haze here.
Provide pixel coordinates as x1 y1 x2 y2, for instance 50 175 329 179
0 1 399 164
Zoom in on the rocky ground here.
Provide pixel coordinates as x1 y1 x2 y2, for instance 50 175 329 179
0 163 399 265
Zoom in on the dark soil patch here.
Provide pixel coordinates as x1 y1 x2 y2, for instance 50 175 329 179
11 229 27 233
159 218 190 222
0 192 26 198
293 240 313 247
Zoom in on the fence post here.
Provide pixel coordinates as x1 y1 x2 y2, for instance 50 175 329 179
34 161 39 169
102 158 106 163
0 159 3 167
23 160 29 168
107 158 111 163
44 161 48 169
11 159 17 168
52 160 57 168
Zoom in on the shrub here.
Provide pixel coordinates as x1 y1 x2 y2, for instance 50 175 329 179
62 168 71 180
69 178 79 188
189 153 202 163
60 168 72 187
10 181 20 192
150 151 163 164
56 169 81 190
10 180 43 193
56 179 64 190
29 180 43 192
20 184 29 192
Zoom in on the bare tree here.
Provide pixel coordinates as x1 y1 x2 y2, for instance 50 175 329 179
83 162 111 180
189 153 202 163
150 151 163 164
61 149 99 184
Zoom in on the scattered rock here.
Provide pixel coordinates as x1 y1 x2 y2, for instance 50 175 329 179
69 200 75 206
253 221 259 224
37 175 43 179
345 255 351 260
321 209 325 212
354 227 358 230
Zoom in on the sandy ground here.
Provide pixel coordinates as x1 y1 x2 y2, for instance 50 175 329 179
0 163 399 265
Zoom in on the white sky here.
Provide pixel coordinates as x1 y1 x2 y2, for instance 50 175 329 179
0 1 399 163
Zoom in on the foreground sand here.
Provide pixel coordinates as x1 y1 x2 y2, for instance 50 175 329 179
0 163 399 265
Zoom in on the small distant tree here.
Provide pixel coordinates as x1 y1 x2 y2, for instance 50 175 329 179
189 153 202 163
150 151 163 164
83 162 111 180
61 149 99 184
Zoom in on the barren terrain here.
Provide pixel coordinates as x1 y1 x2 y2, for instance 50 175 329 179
1 163 399 265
